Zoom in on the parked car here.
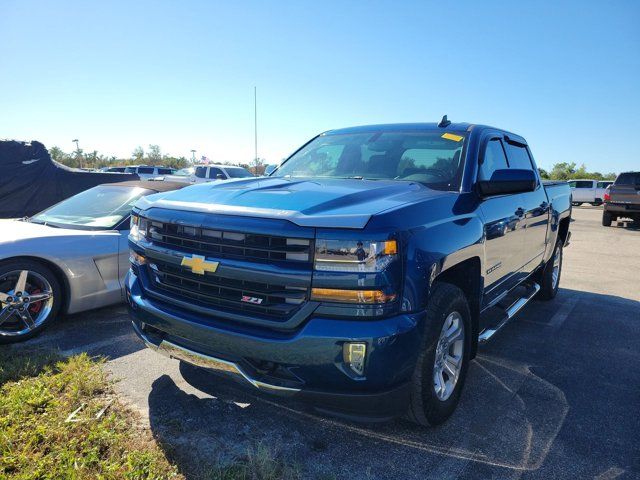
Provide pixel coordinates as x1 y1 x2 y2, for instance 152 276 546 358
162 164 254 184
126 120 571 426
602 171 640 226
99 166 128 173
0 181 185 343
124 165 176 180
568 179 613 206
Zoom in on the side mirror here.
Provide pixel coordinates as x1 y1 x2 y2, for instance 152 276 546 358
216 174 226 180
478 169 537 196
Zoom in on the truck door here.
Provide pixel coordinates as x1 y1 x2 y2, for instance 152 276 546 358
503 140 549 274
478 138 527 305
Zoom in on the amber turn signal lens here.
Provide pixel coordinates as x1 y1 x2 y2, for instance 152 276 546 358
311 288 396 304
383 240 398 255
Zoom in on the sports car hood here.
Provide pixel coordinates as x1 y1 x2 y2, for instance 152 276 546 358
134 177 449 228
0 219 110 244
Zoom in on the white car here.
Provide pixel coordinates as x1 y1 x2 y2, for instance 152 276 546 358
568 179 614 206
162 164 254 184
124 165 176 180
0 180 185 343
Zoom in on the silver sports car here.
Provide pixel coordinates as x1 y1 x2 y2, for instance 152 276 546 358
0 180 185 343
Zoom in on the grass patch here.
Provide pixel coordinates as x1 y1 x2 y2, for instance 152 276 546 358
0 350 180 479
0 350 302 480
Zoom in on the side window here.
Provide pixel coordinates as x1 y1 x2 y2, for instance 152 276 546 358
138 167 154 174
158 168 172 175
504 143 534 171
195 166 207 178
574 181 593 188
479 138 508 181
207 167 224 179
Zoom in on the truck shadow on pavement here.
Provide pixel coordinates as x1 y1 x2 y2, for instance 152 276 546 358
144 289 640 479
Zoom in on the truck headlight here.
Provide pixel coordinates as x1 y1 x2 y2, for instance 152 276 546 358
314 239 397 272
129 214 148 242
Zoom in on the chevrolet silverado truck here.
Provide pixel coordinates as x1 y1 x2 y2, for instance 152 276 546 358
602 171 640 226
126 120 572 426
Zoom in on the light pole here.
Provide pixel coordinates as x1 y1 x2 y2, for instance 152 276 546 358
190 149 196 165
72 139 82 169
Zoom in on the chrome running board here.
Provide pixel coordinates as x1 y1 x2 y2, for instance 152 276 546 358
478 283 540 344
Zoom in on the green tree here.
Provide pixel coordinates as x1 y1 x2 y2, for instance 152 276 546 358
147 145 162 165
132 146 144 163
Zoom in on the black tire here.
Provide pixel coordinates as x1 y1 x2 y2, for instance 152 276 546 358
406 283 472 426
0 259 62 344
602 211 612 227
537 239 563 301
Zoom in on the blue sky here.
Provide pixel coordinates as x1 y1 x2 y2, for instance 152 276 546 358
1 0 638 172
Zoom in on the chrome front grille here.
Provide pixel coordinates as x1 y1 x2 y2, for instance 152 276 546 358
146 259 307 320
147 221 312 263
136 216 314 323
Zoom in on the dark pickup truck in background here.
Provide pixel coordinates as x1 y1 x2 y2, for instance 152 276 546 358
126 120 571 426
602 171 640 226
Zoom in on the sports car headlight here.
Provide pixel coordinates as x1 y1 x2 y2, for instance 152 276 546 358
129 214 148 242
314 239 397 272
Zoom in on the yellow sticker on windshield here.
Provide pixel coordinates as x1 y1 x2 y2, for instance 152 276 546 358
442 133 464 142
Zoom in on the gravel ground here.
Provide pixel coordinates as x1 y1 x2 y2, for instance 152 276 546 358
16 206 640 479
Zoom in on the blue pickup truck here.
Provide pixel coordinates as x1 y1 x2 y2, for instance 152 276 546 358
126 120 571 426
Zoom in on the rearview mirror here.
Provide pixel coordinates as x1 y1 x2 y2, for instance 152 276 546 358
478 169 537 196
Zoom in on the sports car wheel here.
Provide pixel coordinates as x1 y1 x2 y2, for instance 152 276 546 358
0 260 61 343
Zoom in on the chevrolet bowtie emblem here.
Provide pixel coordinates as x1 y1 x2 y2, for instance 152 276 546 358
180 254 219 275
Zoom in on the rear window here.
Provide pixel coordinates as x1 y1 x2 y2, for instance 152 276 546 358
569 181 593 188
615 172 640 185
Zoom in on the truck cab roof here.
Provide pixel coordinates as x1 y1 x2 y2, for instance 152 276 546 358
323 122 528 145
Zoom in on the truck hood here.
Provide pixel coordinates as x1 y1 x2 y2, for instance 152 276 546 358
135 177 449 228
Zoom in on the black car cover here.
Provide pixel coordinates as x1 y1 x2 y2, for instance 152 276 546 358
0 140 138 218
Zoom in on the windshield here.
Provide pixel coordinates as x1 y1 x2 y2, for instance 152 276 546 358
175 167 194 176
31 185 150 229
274 130 466 190
225 167 253 178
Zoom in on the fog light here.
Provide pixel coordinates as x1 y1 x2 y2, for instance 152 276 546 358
129 250 146 266
343 342 367 376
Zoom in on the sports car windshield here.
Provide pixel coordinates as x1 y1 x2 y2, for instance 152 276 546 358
31 185 150 230
274 130 467 190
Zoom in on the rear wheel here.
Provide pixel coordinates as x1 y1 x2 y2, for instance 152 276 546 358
537 240 562 300
406 283 471 426
0 260 61 344
602 211 613 227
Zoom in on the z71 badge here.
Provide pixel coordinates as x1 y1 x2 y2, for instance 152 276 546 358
241 295 264 305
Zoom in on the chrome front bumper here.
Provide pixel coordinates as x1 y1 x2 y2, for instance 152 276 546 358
132 321 300 396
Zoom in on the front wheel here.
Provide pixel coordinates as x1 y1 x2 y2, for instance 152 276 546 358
0 260 61 344
537 240 563 300
406 283 471 426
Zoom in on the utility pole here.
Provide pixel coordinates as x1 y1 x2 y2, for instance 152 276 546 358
72 139 82 169
254 86 258 167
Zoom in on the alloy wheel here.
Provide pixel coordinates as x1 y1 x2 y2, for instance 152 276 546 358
551 245 562 290
433 311 465 401
0 270 54 338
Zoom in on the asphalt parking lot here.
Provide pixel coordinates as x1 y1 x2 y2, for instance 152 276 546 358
13 206 640 479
